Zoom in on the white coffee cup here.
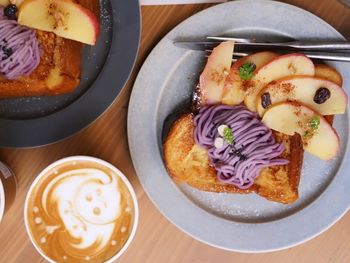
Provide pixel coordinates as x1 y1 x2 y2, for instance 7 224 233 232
24 156 139 262
0 162 16 223
0 179 4 222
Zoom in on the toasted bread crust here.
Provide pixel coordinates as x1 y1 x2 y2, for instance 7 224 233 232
0 0 98 97
164 114 253 194
163 113 303 203
254 132 302 203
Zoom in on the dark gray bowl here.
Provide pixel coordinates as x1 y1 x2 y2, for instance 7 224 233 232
0 0 140 147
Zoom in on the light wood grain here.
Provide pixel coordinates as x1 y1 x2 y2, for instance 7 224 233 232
1 1 350 262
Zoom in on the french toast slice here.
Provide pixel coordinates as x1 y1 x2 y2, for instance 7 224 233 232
0 0 98 98
163 113 304 204
0 32 82 97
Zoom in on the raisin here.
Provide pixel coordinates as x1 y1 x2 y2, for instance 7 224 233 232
313 87 331 104
4 4 17 20
261 92 272 109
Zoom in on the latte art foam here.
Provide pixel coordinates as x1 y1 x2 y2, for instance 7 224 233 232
43 168 121 252
26 160 135 262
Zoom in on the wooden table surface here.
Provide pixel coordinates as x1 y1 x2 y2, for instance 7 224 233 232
1 1 350 262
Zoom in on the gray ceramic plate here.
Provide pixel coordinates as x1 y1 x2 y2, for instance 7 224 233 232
128 0 350 252
0 0 140 147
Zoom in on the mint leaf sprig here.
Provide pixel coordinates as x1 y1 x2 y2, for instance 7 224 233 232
310 116 320 130
223 126 234 145
239 62 256 80
304 116 320 138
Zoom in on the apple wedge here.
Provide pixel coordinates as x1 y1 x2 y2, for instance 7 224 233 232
222 51 278 105
244 54 315 112
5 0 25 6
199 41 234 104
256 76 347 116
18 0 99 45
315 64 343 86
262 102 339 160
0 0 9 6
0 0 25 7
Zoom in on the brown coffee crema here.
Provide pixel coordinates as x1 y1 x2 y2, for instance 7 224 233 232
26 160 135 262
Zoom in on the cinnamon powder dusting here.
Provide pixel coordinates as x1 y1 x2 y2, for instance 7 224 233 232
292 102 306 130
270 82 296 97
210 68 229 86
244 78 261 94
288 63 297 74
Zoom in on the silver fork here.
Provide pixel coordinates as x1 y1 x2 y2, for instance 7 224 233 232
175 36 350 62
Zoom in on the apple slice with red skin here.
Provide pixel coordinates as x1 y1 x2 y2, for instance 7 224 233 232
222 51 278 105
18 0 99 45
262 101 339 160
199 41 234 105
244 53 315 112
256 76 347 117
314 64 343 124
